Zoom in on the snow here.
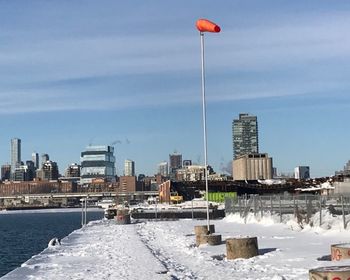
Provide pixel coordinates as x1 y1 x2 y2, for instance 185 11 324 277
3 210 350 280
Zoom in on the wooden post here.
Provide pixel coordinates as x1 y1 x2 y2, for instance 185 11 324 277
226 237 258 259
309 266 350 279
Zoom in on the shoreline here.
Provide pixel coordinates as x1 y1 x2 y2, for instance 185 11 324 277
0 207 104 214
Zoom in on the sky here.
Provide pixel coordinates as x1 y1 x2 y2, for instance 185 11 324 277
1 1 350 177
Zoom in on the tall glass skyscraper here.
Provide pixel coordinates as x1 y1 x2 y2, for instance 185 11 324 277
232 113 259 159
11 138 21 174
124 159 135 176
80 145 116 184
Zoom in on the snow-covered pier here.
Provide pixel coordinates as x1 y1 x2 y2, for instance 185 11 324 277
4 212 350 279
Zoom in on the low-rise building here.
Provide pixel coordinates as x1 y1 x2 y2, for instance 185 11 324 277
233 153 273 180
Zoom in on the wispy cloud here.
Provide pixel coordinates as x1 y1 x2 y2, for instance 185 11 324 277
1 4 350 114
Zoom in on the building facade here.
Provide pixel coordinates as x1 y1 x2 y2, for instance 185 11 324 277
157 161 169 177
176 165 206 182
11 138 21 174
37 160 59 181
32 152 39 170
119 176 137 192
65 163 81 178
41 154 49 166
80 145 116 184
124 159 135 176
169 153 182 175
294 166 310 180
1 164 11 181
232 113 259 159
232 153 273 180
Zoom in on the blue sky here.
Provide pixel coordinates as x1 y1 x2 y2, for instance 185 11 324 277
1 1 350 177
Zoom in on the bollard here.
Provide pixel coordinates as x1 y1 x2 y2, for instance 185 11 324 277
226 237 258 259
203 234 222 245
194 225 215 235
331 244 350 261
309 266 350 279
194 225 215 246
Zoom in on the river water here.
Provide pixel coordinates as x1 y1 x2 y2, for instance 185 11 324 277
0 209 104 278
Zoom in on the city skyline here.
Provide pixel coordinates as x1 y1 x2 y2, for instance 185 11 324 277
1 1 350 177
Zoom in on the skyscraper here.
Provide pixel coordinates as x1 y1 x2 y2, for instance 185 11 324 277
169 153 182 175
124 159 135 176
232 113 259 159
11 138 21 174
32 152 39 169
41 153 49 166
157 161 169 177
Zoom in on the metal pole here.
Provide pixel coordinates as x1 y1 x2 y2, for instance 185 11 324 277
270 196 273 214
81 197 84 227
293 195 296 218
279 196 282 223
200 32 210 231
155 197 158 220
238 197 242 217
319 194 322 227
341 196 346 229
253 195 256 217
84 195 87 225
191 199 194 219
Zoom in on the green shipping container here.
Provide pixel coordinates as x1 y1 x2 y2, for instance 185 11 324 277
204 192 236 203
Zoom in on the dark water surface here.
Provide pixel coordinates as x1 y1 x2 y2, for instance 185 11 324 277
0 209 103 278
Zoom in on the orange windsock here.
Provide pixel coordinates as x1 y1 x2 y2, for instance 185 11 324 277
196 19 221 33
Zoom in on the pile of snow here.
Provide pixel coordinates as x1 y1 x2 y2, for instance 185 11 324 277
224 209 350 234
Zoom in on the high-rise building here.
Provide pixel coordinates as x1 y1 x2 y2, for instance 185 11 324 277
1 164 11 181
13 161 35 182
41 160 59 180
80 145 116 184
169 153 182 175
41 154 49 166
11 138 21 174
32 152 39 169
65 163 81 178
294 166 310 180
124 159 135 176
157 161 169 177
232 113 259 159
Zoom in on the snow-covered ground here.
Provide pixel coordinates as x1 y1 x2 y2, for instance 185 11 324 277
3 210 350 280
